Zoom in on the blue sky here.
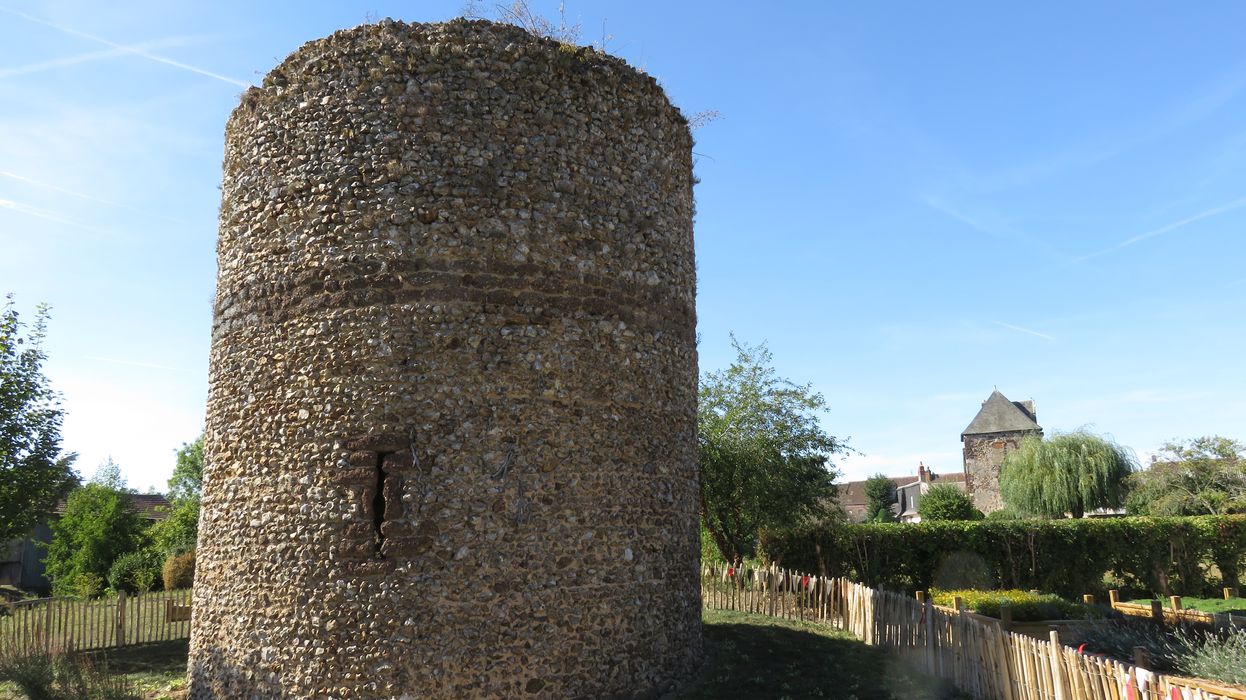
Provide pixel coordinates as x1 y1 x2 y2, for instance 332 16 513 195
3 1 1245 490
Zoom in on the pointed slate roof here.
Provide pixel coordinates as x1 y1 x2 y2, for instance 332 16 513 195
961 390 1040 438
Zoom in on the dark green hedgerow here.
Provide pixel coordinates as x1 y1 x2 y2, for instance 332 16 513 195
757 515 1246 599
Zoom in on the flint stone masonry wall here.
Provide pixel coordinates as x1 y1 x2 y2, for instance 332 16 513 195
963 433 1026 514
189 19 700 698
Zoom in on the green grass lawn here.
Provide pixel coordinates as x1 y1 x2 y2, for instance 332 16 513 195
99 641 188 699
1129 597 1246 616
675 609 965 699
0 640 187 700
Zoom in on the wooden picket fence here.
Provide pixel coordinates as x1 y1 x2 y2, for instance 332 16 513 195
0 588 192 655
702 565 1246 700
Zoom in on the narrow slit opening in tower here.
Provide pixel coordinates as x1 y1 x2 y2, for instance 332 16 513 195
373 453 387 557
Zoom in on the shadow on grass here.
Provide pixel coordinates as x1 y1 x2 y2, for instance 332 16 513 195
85 640 187 697
88 640 187 676
674 610 965 700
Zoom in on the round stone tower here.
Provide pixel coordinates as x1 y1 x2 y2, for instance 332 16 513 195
188 19 700 699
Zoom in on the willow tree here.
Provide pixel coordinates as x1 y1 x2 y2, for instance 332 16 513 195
699 337 849 562
999 430 1136 518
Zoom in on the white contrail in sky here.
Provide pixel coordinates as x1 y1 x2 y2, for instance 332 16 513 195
0 6 251 88
993 321 1055 342
0 197 100 231
0 171 190 225
0 36 204 79
1072 195 1246 263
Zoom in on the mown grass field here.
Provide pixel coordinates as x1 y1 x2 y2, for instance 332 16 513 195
1127 596 1246 616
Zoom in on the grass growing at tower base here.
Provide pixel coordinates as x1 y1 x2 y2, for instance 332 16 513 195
675 608 966 699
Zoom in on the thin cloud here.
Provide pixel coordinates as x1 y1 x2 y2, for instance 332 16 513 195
993 321 1055 342
0 170 190 225
86 356 192 373
0 6 251 88
0 36 206 79
930 391 984 402
1072 196 1246 263
922 195 1010 241
838 450 963 481
0 197 108 232
921 194 1058 258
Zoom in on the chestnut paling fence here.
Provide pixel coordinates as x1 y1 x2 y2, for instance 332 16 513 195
0 588 192 655
701 565 1246 700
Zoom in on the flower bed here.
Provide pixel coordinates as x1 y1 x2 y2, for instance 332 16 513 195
931 588 1102 622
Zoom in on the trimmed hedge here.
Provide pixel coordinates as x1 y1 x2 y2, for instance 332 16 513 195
758 515 1246 599
107 550 163 594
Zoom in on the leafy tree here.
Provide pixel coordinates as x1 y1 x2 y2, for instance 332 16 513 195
147 434 203 555
918 484 982 521
999 430 1136 518
1126 436 1246 516
0 296 78 542
167 434 203 503
44 461 147 597
864 474 897 523
698 337 849 562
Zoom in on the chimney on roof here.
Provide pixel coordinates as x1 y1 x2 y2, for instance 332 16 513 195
918 462 930 483
1016 399 1037 422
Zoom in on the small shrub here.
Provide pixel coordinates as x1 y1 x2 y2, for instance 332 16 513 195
1180 627 1246 686
931 588 1099 622
1069 618 1192 673
162 550 195 591
61 572 106 599
107 551 163 594
0 648 134 700
918 484 980 522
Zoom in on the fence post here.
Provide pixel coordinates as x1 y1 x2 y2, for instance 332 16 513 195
915 590 926 603
1150 599 1164 626
999 603 1012 632
1170 595 1183 612
116 590 127 647
43 598 53 653
1132 645 1150 670
768 565 776 617
1082 594 1094 605
1109 589 1120 607
1225 587 1238 600
924 598 935 675
953 595 964 613
1215 612 1231 632
1048 628 1066 700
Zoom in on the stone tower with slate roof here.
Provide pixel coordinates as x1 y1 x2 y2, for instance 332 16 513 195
961 390 1042 513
